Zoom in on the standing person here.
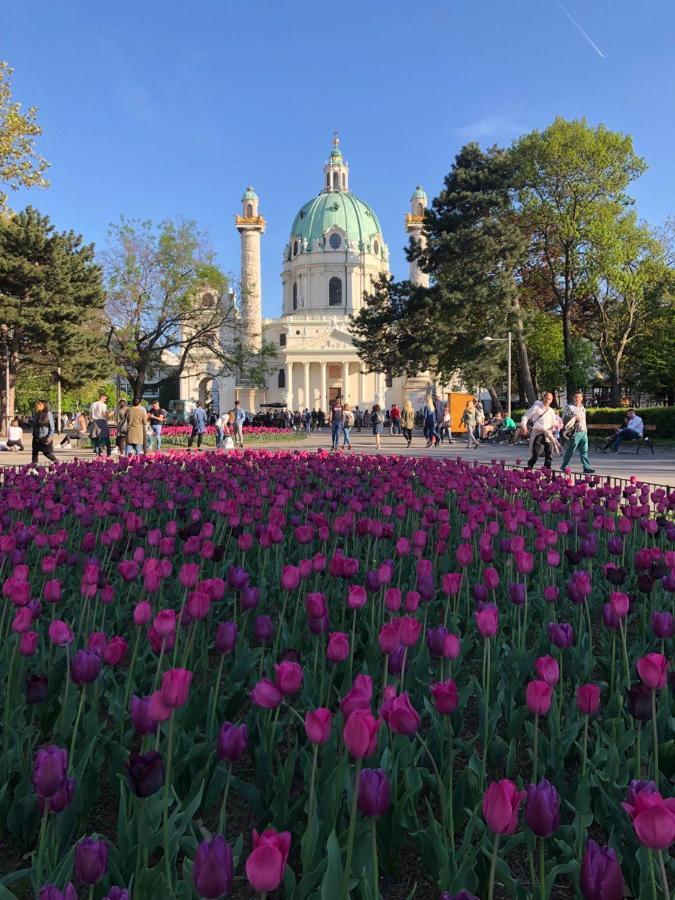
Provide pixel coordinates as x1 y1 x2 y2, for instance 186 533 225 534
90 392 111 457
423 398 439 447
342 403 354 450
331 399 343 451
603 409 644 454
116 400 129 457
214 412 225 448
401 400 415 447
474 400 485 444
125 397 148 456
7 418 24 451
371 403 384 450
188 400 208 450
439 405 454 443
561 391 594 474
521 392 558 470
303 408 311 433
147 401 166 451
31 400 57 465
232 400 246 448
461 400 479 449
390 403 401 435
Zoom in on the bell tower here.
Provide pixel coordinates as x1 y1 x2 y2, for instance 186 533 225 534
405 185 429 288
235 186 265 352
323 132 349 193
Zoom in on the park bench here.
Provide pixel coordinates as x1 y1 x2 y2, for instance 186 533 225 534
589 423 656 455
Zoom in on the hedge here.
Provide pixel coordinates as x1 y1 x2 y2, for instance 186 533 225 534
510 406 675 438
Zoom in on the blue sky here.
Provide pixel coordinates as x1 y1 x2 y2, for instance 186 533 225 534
4 0 674 317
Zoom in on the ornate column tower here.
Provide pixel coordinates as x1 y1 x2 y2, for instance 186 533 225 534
405 186 429 288
235 187 265 351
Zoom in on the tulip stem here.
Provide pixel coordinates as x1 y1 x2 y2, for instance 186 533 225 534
447 718 455 862
619 619 630 686
69 686 87 773
609 631 616 699
636 722 642 778
307 743 319 823
163 710 176 887
487 832 500 900
2 639 18 778
648 850 658 900
344 758 362 895
651 689 660 788
34 799 50 890
539 837 546 900
120 627 142 745
481 638 491 791
208 654 226 741
372 818 379 900
656 850 669 899
218 761 232 834
417 733 449 851
348 608 357 683
134 798 145 889
88 887 94 900
581 715 589 777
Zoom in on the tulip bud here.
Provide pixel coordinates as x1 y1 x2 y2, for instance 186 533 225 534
340 674 373 718
483 779 526 835
32 745 68 799
217 722 248 762
253 615 273 644
475 603 499 638
525 680 553 716
343 708 380 758
74 837 108 886
125 751 164 798
525 779 560 837
250 678 283 709
131 695 157 735
651 611 673 639
160 667 192 708
39 884 77 900
193 835 234 898
386 692 421 735
431 679 459 715
274 661 303 694
326 631 349 663
26 674 48 704
358 768 391 817
548 622 574 649
534 656 559 686
580 840 624 900
636 653 668 690
245 828 291 893
214 621 237 654
304 708 332 744
576 684 601 716
626 683 653 721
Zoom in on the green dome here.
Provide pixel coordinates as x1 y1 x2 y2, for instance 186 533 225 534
242 185 258 201
289 191 384 253
411 185 427 200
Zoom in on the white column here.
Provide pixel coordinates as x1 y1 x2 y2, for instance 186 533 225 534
358 368 365 409
286 362 293 409
342 361 349 403
321 362 327 411
303 362 310 409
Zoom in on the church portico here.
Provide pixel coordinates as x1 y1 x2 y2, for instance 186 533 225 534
281 357 377 411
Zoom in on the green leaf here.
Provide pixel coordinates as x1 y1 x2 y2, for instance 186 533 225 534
320 829 345 900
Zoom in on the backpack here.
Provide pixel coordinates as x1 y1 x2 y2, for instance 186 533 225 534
344 410 355 428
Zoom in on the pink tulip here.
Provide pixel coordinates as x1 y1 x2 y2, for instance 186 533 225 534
534 656 560 686
178 563 200 589
404 590 421 612
20 631 39 656
102 637 127 667
305 592 328 619
250 678 283 709
305 708 332 744
525 680 553 715
385 692 421 735
48 620 73 647
133 601 152 625
245 828 291 892
187 590 210 620
160 668 192 708
609 592 630 619
280 565 301 592
399 617 422 647
343 709 380 758
149 690 171 722
475 604 499 638
326 632 349 663
636 653 668 690
340 674 373 718
347 585 368 609
274 661 303 695
11 607 33 634
623 790 675 850
483 779 526 834
431 680 459 715
378 621 401 654
43 580 62 604
384 587 402 611
153 609 176 638
576 684 601 716
456 544 473 567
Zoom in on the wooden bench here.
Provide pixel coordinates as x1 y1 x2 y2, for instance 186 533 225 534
589 423 656 455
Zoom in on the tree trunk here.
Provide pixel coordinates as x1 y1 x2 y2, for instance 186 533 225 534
516 364 527 408
609 360 622 407
512 306 536 405
129 371 146 402
487 385 503 415
561 306 575 404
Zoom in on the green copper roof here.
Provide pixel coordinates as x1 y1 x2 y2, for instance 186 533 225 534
289 190 384 252
242 186 258 201
411 185 427 200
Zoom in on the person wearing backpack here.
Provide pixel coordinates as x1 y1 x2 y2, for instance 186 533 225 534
187 401 208 450
342 403 355 450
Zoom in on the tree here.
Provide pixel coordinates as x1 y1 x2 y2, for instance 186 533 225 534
514 118 647 401
0 207 108 427
0 61 49 209
102 218 275 400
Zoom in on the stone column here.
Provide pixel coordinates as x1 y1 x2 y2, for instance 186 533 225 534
342 361 349 403
286 362 293 410
321 362 327 411
303 362 310 409
358 369 365 409
236 207 265 353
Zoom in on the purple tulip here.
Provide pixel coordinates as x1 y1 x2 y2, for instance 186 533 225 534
508 582 526 607
125 751 165 797
74 837 108 886
651 611 673 639
626 684 653 722
193 835 234 898
357 768 391 817
103 889 129 900
33 746 68 799
26 674 48 704
214 621 237 653
387 644 405 676
217 722 248 763
130 695 157 735
40 777 76 814
70 649 101 685
525 779 560 837
548 622 574 649
440 893 479 900
253 615 273 644
580 840 624 900
602 604 620 631
39 884 77 900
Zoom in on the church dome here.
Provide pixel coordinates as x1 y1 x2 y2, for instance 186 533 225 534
289 191 384 256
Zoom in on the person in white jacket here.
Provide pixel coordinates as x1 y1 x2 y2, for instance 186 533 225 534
521 392 558 470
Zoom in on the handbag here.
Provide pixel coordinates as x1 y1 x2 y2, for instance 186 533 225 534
224 436 234 450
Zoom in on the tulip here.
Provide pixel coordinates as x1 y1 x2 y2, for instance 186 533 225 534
48 620 73 647
74 837 109 886
150 690 171 722
217 722 248 762
179 562 200 589
102 636 127 666
378 621 401 654
245 828 291 893
131 695 157 735
626 683 653 721
548 622 573 649
305 708 332 744
20 631 39 656
103 889 129 900
187 590 210 620
343 708 380 758
431 679 459 715
280 564 301 591
125 751 165 797
609 591 629 618
399 616 422 647
193 835 234 898
39 777 75 814
358 768 391 817
525 779 560 837
133 600 152 625
347 584 367 609
534 656 559 686
69 650 101 685
508 582 526 607
483 779 526 835
580 840 624 900
26 674 48 704
440 893 478 900
253 615 273 644
386 692 421 735
250 678 283 709
32 746 68 799
622 789 675 849
384 587 402 611
305 592 328 619
153 608 177 638
651 611 673 639
637 653 668 690
275 660 303 694
576 684 601 716
39 884 77 900
475 603 498 638
161 668 192 707
326 631 349 663
340 674 373 718
525 680 553 715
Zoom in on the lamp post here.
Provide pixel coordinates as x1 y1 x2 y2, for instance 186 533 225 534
482 332 512 419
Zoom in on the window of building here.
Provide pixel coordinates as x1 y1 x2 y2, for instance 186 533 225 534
293 240 298 256
279 333 286 347
329 232 342 250
278 369 286 388
342 173 346 190
329 276 342 306
332 171 339 190
385 374 393 388
417 202 424 215
326 174 330 188
246 203 253 217
373 239 379 256
292 282 298 310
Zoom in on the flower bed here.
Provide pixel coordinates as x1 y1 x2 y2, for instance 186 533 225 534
161 425 303 447
0 452 672 898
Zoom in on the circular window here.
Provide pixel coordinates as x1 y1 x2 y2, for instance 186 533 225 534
373 240 379 255
329 233 342 250
293 240 298 256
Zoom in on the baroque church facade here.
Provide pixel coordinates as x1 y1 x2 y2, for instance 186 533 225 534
180 136 445 414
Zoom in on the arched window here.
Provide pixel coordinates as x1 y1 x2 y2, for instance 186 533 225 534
293 240 298 256
342 173 346 190
326 174 330 188
417 202 424 215
246 203 253 217
278 369 286 388
333 171 339 190
329 276 342 306
279 333 286 347
292 282 298 310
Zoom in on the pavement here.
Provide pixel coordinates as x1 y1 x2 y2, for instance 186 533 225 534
1 430 674 487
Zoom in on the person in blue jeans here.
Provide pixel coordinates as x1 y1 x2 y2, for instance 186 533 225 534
331 401 343 450
604 409 644 453
147 401 165 450
188 401 208 450
232 400 246 447
342 404 354 450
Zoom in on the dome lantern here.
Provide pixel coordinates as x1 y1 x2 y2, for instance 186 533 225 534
323 131 349 193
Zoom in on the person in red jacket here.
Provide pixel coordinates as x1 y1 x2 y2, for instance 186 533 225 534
390 403 401 435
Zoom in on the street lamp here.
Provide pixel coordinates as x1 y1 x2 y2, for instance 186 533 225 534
482 332 512 418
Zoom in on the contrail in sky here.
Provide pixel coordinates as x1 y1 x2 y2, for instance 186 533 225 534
555 0 605 58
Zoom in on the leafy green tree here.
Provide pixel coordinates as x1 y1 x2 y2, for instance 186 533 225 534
514 117 647 401
0 207 108 426
0 61 49 209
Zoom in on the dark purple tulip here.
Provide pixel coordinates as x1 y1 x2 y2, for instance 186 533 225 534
33 745 68 799
130 695 157 735
625 779 657 806
626 684 653 722
603 564 626 586
26 674 48 704
240 584 259 611
525 779 560 837
417 574 436 602
357 768 391 817
548 622 574 649
70 649 101 685
637 572 654 594
564 548 583 566
427 625 449 658
366 570 380 593
508 582 526 607
580 840 624 900
125 751 164 798
308 614 329 635
103 889 129 900
40 777 76 814
651 611 673 639
193 835 234 898
215 621 237 654
74 837 109 886
39 884 77 900
662 573 675 593
602 604 620 631
253 615 273 644
607 537 623 555
217 722 248 763
228 565 249 591
388 644 405 676
472 583 488 604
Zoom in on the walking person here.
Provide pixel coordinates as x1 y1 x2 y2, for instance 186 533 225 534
439 405 454 443
561 391 594 474
401 400 415 447
521 392 558 470
461 400 480 449
371 403 384 450
31 400 57 465
89 392 111 457
331 399 343 451
423 398 439 447
342 403 354 450
188 400 208 450
116 400 129 457
148 401 165 451
6 418 25 451
474 400 485 444
390 403 401 435
232 400 246 448
126 397 148 456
